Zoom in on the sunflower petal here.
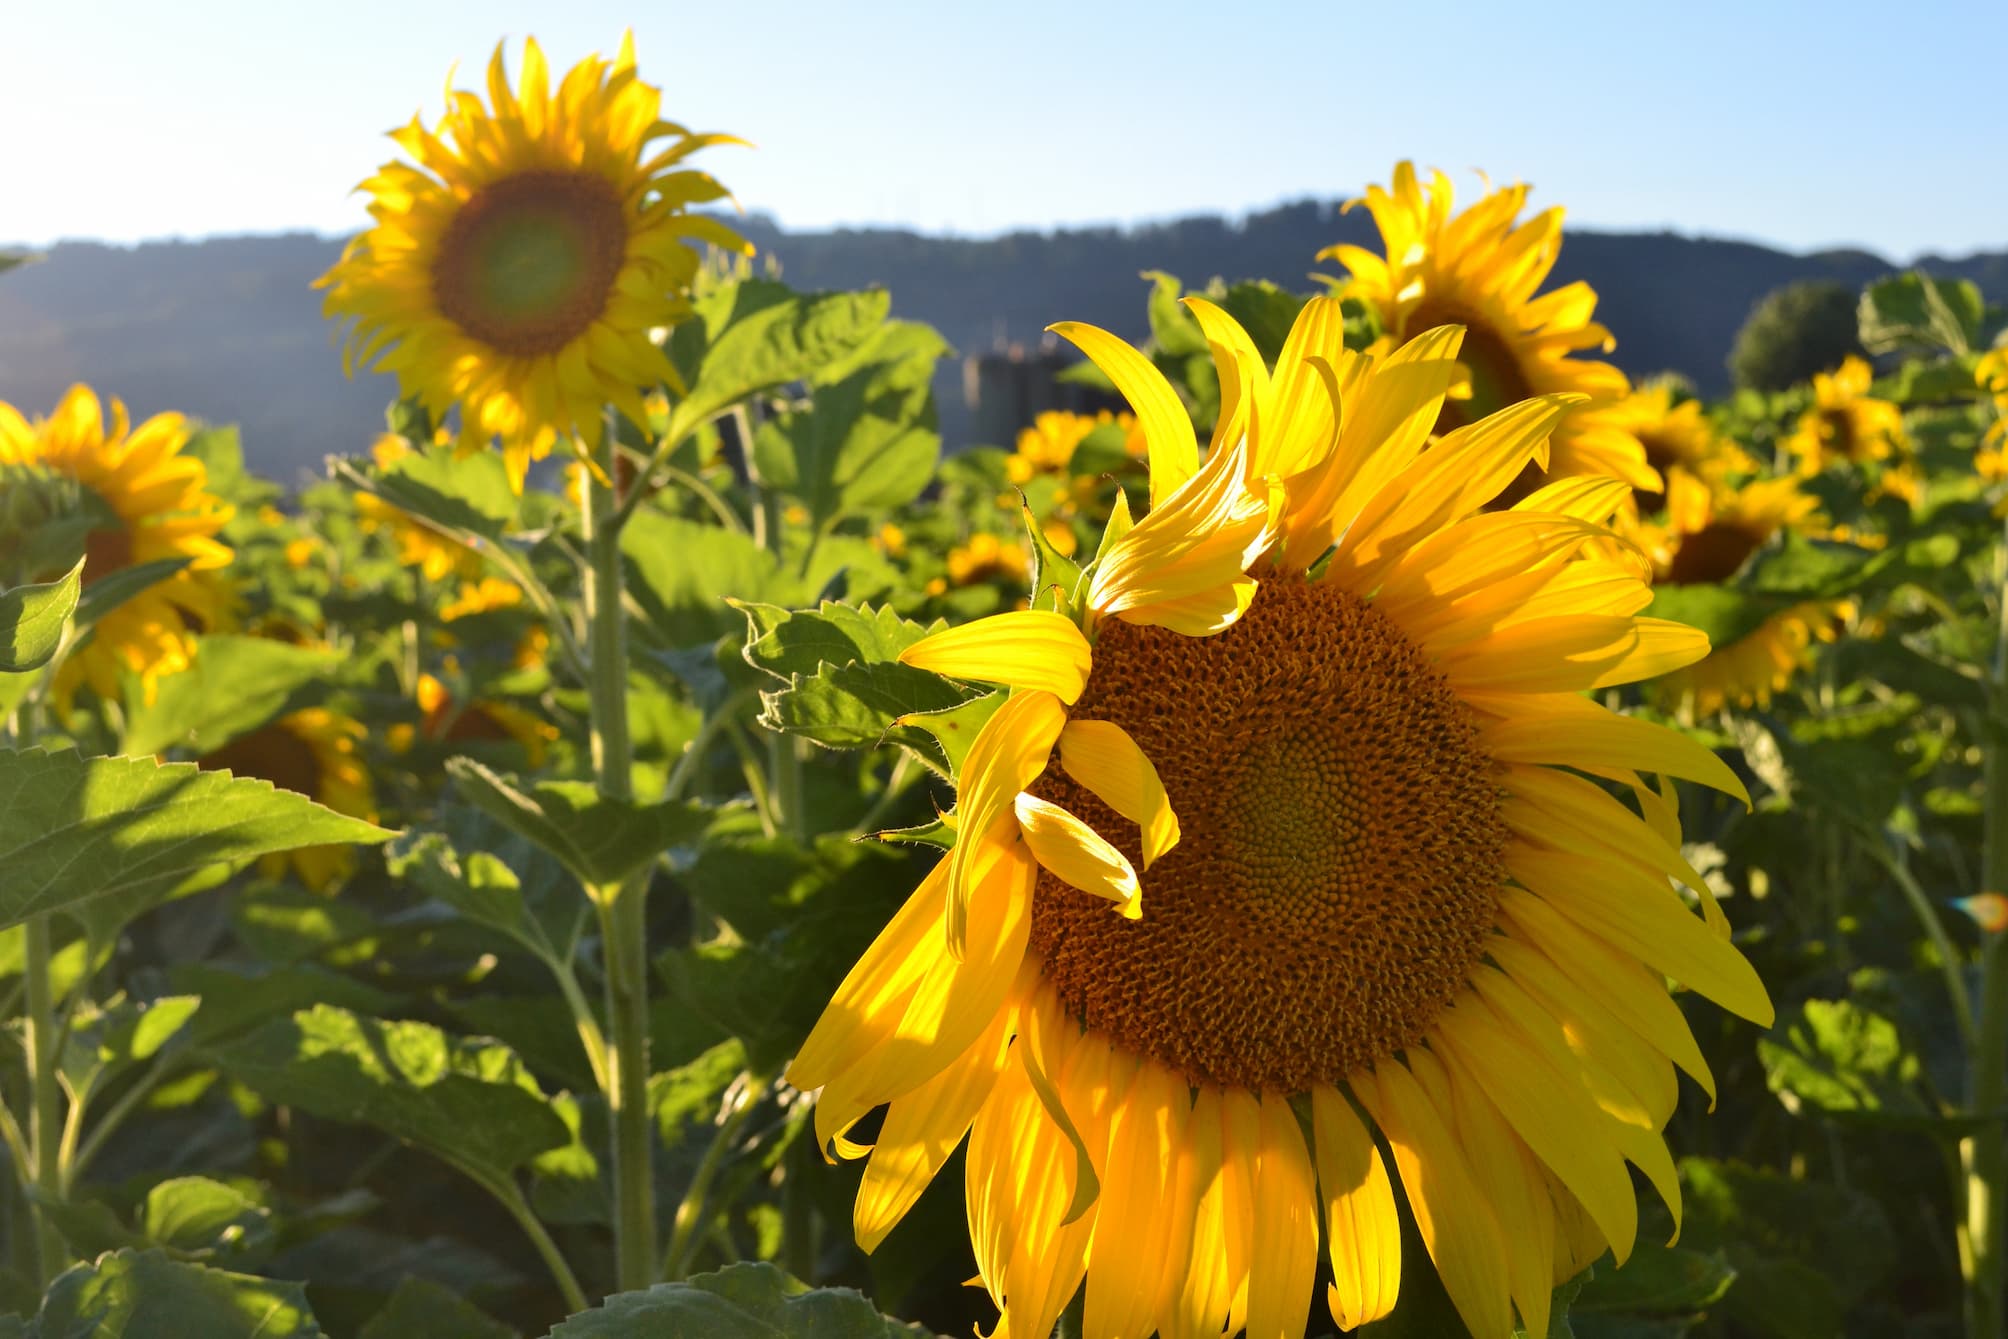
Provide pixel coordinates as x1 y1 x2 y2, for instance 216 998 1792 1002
1312 1084 1400 1330
1050 321 1198 507
1057 719 1180 868
1014 793 1142 917
898 610 1092 702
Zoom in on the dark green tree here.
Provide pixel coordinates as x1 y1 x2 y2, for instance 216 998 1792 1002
1727 279 1866 391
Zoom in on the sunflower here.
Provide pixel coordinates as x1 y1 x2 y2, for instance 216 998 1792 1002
1608 382 1754 514
410 670 557 767
1320 163 1653 507
1783 355 1907 474
1006 410 1146 484
0 385 234 709
788 299 1769 1339
1631 471 1850 717
320 34 748 491
197 707 375 890
354 435 486 583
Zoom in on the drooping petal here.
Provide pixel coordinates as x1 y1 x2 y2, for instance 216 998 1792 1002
944 691 1067 958
1085 1060 1193 1339
1057 718 1181 868
1013 793 1142 917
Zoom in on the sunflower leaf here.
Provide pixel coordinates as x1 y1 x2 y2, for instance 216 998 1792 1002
1858 271 1983 358
751 321 949 529
542 1260 939 1338
201 1004 571 1185
358 1277 516 1339
0 557 82 673
443 756 713 898
32 1249 323 1338
664 281 892 449
330 446 516 548
732 600 942 682
388 799 585 967
120 634 343 757
0 749 393 932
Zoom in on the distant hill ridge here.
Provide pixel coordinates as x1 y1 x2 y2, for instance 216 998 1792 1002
3 201 2003 481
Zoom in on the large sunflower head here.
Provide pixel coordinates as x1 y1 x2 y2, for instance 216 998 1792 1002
319 34 750 490
1320 162 1653 507
1784 355 1907 473
789 298 1769 1339
0 385 235 710
197 707 375 890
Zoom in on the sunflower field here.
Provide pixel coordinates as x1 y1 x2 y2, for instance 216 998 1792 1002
4 33 2008 1339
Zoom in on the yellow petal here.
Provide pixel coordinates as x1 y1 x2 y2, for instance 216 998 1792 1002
1050 321 1198 508
1183 296 1271 459
1312 1084 1400 1330
899 610 1093 703
944 691 1066 959
1431 996 1639 1266
1086 1061 1192 1339
1356 1058 1515 1339
1246 1091 1319 1339
1013 793 1142 917
855 1004 1011 1251
1057 719 1180 868
1437 615 1710 693
1474 692 1749 805
1088 437 1271 634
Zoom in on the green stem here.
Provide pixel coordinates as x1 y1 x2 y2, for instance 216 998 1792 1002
67 1060 174 1190
583 429 656 1293
551 961 611 1096
769 734 806 843
479 1171 590 1316
22 915 65 1284
1867 839 1975 1045
661 1072 764 1281
1963 517 2008 1339
664 689 754 804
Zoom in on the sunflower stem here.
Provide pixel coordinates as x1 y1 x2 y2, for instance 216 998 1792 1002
582 427 657 1293
1962 515 2008 1339
22 914 67 1286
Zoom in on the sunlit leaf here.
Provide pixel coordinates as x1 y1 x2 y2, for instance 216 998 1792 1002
0 558 81 673
543 1261 937 1337
0 749 392 931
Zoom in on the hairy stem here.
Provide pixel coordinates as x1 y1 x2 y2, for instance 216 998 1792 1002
584 429 656 1292
23 915 66 1284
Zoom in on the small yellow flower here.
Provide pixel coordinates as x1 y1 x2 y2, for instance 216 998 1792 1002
873 522 908 558
1784 356 1907 473
945 531 1030 586
357 434 485 582
440 576 524 622
284 536 323 569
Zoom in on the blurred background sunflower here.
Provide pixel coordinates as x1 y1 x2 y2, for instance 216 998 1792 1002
0 384 235 710
1784 354 1908 474
1319 162 1653 506
195 706 376 890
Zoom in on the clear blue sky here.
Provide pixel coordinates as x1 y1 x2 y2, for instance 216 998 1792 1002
3 0 2001 260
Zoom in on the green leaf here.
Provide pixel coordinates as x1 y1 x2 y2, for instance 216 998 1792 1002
652 1038 751 1152
1217 279 1307 362
0 558 81 672
170 963 400 1051
624 510 796 648
661 836 917 1070
1020 503 1084 615
358 1277 517 1339
61 994 202 1108
387 806 584 967
0 749 393 932
333 442 517 545
34 1249 322 1337
752 321 949 528
444 756 713 897
1677 1157 1893 1315
1572 1244 1735 1316
1142 271 1209 357
120 635 342 757
665 282 893 449
1859 271 1984 357
1642 583 1788 649
734 600 942 681
543 1261 937 1337
757 662 975 753
140 1177 275 1265
1757 998 1937 1128
201 1004 571 1183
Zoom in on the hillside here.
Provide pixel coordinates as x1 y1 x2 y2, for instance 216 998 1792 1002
2 204 2002 482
